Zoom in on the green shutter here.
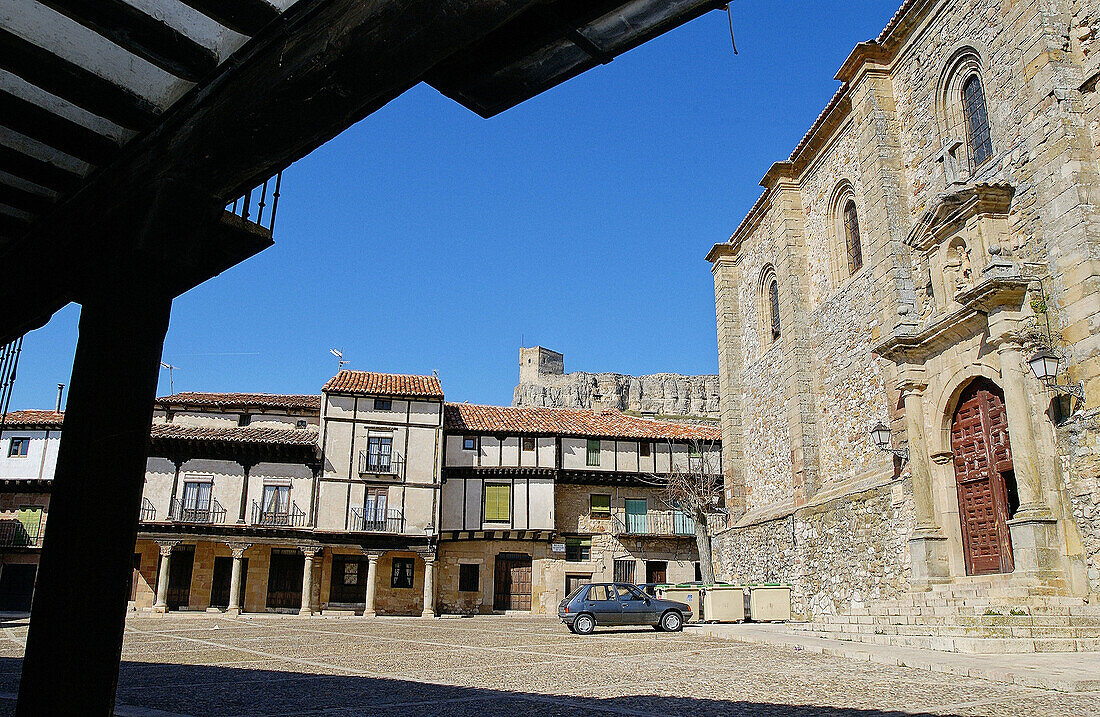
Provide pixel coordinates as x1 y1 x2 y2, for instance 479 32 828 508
590 494 610 517
484 484 510 522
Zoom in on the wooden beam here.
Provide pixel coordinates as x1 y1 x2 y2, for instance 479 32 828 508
34 0 220 82
176 0 282 37
0 146 83 194
0 212 30 238
0 28 160 131
0 182 55 216
0 90 120 166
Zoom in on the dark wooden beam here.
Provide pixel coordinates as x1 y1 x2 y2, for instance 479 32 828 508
0 146 83 195
177 0 281 36
0 90 120 166
0 28 160 131
0 182 55 216
35 0 220 82
0 212 31 239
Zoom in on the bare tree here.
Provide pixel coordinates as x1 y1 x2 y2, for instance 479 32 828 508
642 437 724 584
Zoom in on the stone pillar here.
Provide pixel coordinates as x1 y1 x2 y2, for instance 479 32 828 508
421 556 436 618
899 372 949 587
299 547 319 616
153 541 179 613
363 553 379 617
226 543 250 615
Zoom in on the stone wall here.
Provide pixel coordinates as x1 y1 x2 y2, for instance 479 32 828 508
712 481 914 619
1054 409 1100 595
513 347 720 419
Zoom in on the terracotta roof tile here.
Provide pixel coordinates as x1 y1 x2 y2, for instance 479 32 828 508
149 423 319 446
157 392 321 411
0 409 65 429
444 404 720 442
323 370 444 399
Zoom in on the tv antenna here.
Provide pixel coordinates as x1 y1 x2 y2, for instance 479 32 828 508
330 348 348 371
159 362 178 395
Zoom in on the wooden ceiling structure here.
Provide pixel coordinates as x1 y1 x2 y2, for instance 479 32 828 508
0 1 725 714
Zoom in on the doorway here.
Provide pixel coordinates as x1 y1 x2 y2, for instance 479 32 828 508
266 549 304 610
645 560 667 584
329 555 367 604
0 564 37 611
951 378 1016 575
210 556 248 609
165 545 195 610
493 552 531 611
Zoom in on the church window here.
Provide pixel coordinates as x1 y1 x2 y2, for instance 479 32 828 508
843 200 863 275
767 277 781 342
962 75 993 168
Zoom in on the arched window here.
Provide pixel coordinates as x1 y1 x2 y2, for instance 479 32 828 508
843 199 863 275
962 74 993 168
767 276 781 342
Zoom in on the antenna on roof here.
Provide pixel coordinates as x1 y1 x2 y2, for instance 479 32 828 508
330 348 348 372
159 362 177 395
432 369 439 378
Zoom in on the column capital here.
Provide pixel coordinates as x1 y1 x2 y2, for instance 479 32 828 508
157 540 180 556
300 546 321 558
362 551 382 563
227 543 251 559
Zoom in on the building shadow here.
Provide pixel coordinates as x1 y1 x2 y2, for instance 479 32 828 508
0 656 972 717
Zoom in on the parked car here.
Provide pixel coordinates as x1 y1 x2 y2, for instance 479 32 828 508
558 582 692 635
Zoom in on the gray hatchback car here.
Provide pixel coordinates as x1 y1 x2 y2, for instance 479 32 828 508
558 582 692 634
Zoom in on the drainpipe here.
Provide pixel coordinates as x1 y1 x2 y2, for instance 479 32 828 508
55 384 64 412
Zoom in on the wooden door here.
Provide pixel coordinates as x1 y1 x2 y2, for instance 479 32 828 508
329 555 367 603
645 561 667 584
493 553 531 611
266 550 304 610
0 564 36 611
166 545 195 610
952 379 1015 575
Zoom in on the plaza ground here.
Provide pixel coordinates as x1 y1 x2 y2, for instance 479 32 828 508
0 614 1096 716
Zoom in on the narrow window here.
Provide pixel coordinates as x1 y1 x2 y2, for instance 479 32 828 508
589 494 611 518
7 438 29 457
565 537 591 562
586 439 601 466
374 398 392 411
483 483 511 522
522 437 535 452
391 557 414 589
364 487 388 529
768 278 781 342
296 419 308 429
639 441 651 457
462 436 477 451
366 436 393 471
262 485 290 517
843 199 863 275
613 559 636 584
962 75 993 168
238 414 251 427
458 563 479 592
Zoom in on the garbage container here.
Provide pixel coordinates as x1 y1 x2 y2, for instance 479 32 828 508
702 585 746 623
747 585 791 622
662 585 702 622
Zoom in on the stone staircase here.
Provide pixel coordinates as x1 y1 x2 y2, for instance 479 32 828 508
788 578 1100 654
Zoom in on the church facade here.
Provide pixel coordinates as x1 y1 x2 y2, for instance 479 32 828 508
708 0 1100 620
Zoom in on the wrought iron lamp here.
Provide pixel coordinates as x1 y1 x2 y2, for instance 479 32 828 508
870 422 909 463
1027 348 1084 400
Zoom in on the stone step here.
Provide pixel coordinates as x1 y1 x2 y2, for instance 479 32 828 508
792 629 1095 654
797 620 1100 640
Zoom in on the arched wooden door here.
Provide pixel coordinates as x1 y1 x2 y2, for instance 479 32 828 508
951 378 1015 575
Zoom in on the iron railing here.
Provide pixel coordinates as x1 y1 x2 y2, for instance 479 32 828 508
251 500 306 527
0 336 24 436
0 518 42 547
348 507 404 533
613 510 696 537
358 451 404 477
227 171 282 233
139 498 157 522
171 498 227 524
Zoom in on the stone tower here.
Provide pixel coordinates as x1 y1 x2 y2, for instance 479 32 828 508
518 346 564 384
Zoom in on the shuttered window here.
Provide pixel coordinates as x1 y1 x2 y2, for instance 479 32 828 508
483 483 510 522
589 494 611 518
586 439 601 466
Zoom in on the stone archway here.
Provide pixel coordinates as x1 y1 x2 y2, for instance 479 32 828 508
950 378 1018 575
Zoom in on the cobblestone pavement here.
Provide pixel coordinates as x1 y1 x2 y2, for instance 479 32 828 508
0 614 1097 716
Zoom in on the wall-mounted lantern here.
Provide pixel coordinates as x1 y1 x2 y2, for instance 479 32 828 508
1027 348 1084 400
870 422 909 464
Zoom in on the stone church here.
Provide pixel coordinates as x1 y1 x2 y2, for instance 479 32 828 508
707 0 1100 647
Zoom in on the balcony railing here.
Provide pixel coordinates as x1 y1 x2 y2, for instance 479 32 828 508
348 507 405 533
251 500 307 528
358 451 405 477
0 519 42 548
171 498 227 524
228 171 282 233
613 510 696 537
139 498 157 522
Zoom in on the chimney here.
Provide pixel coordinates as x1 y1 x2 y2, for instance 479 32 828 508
55 383 65 412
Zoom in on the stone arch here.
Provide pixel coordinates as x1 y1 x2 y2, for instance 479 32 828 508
930 363 1004 456
826 180 863 286
759 264 781 348
936 45 994 173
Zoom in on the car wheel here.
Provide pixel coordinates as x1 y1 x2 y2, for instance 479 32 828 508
566 623 577 634
653 624 664 631
659 610 683 632
573 614 595 635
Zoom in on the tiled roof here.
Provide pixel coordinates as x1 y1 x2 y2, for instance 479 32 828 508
323 370 444 399
444 404 721 442
149 424 319 446
0 410 65 429
156 392 321 411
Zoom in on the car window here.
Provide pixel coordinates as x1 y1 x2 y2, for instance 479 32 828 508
616 584 646 601
586 585 615 601
566 585 587 601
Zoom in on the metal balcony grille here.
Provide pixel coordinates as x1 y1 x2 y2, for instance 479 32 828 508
251 500 306 527
348 507 404 533
139 498 156 522
613 510 696 537
0 517 42 547
171 498 227 524
358 451 404 477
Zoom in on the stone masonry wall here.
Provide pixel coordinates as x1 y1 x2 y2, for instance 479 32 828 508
1054 408 1100 595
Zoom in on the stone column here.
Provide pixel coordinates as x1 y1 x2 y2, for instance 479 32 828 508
421 556 436 618
899 372 949 587
363 553 379 617
299 547 319 616
226 543 250 615
153 541 179 613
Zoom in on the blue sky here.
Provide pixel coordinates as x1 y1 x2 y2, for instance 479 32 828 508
9 1 900 411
